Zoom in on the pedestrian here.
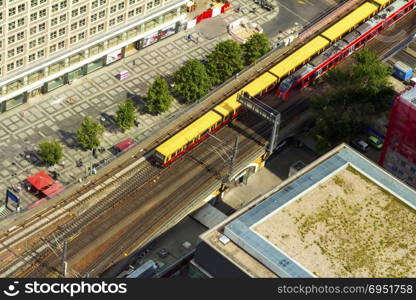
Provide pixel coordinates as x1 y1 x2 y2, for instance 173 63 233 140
61 160 65 167
134 119 140 127
92 148 97 158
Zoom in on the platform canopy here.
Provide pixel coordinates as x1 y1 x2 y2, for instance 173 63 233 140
42 182 64 197
115 137 135 152
27 170 54 191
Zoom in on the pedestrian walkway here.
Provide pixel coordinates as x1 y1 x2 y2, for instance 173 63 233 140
0 0 281 218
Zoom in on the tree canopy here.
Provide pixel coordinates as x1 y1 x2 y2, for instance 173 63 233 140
206 39 244 85
242 33 271 65
116 99 136 131
145 76 174 114
76 116 105 150
174 59 212 103
311 48 394 150
38 139 63 166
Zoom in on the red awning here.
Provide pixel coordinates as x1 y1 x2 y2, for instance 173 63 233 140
115 138 135 152
42 182 64 197
27 170 54 191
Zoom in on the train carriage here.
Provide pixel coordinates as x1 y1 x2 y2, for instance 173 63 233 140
277 0 416 98
153 0 416 166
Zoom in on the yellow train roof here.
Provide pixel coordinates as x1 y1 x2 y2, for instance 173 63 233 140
372 0 391 6
321 2 378 41
269 36 330 79
155 110 222 157
243 72 278 96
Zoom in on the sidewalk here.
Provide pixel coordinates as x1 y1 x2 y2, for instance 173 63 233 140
0 0 280 217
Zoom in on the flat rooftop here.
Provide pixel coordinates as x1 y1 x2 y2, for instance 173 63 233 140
201 144 416 277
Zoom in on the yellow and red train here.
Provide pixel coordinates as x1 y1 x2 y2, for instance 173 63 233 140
153 0 415 166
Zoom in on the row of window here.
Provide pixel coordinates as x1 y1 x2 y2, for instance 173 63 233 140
0 0 148 8
0 5 182 84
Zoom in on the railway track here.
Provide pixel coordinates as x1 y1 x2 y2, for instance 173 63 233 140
1 1 414 278
16 97 309 277
0 0 366 264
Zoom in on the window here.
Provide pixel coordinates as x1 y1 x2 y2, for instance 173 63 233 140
80 5 87 14
29 40 36 48
29 54 36 61
16 46 23 54
129 0 136 4
8 22 16 31
79 19 86 27
51 17 58 26
38 36 45 44
97 23 104 32
117 15 123 23
17 32 24 40
7 63 14 71
91 13 97 22
30 12 37 21
58 41 65 48
30 26 37 35
60 1 67 9
60 14 67 22
109 18 115 26
37 49 45 58
110 5 117 13
78 32 85 40
70 36 76 44
8 36 15 44
99 10 105 18
17 18 25 27
18 4 25 13
9 7 16 17
154 0 160 7
92 0 98 8
8 49 15 58
71 9 78 17
39 9 46 17
146 2 153 9
38 23 46 31
90 27 96 35
71 23 77 30
59 28 66 36
50 31 57 39
118 2 124 9
52 4 59 12
50 45 56 53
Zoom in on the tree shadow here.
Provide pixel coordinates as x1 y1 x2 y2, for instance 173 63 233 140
100 112 119 133
20 150 44 167
57 129 81 150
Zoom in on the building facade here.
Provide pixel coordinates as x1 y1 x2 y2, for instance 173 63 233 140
0 0 188 112
380 86 416 188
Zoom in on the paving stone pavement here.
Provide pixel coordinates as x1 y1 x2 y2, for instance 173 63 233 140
0 0 306 218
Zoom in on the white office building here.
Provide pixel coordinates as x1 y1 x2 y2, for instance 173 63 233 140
0 0 188 112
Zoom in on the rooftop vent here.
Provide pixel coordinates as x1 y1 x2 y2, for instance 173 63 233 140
219 235 230 245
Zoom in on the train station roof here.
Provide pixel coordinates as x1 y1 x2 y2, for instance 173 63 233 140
198 144 416 277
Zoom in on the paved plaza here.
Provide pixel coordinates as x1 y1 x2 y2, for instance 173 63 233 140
0 0 338 218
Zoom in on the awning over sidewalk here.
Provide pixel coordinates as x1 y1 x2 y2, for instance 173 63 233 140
42 182 64 197
27 170 54 191
115 138 135 152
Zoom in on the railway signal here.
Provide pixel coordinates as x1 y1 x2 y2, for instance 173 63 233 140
237 92 281 158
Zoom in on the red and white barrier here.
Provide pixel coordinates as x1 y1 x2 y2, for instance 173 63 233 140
186 2 231 30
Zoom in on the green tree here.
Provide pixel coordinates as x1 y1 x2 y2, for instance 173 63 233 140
145 77 174 114
311 48 394 150
242 33 271 65
174 59 212 103
116 99 136 132
206 39 244 85
76 116 105 150
38 139 63 166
